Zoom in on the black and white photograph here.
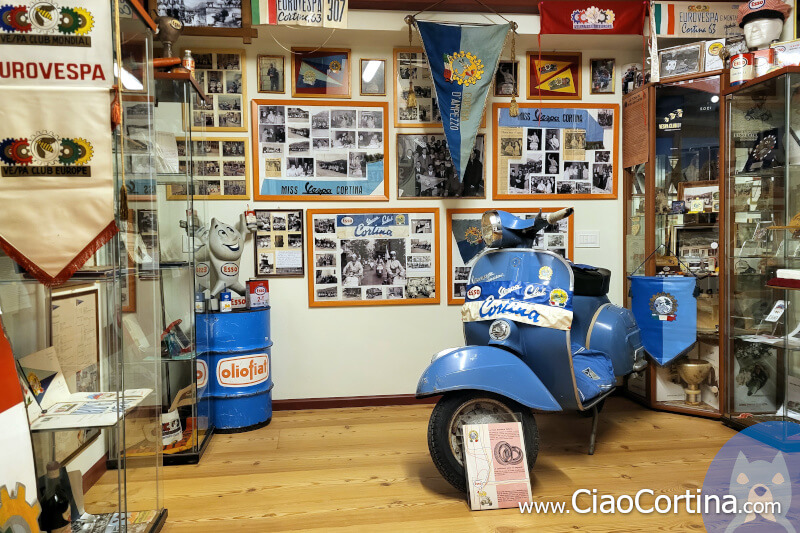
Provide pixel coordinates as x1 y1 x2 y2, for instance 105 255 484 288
225 72 243 94
397 134 485 198
530 175 556 194
316 154 348 178
411 239 432 253
190 49 247 130
223 140 245 156
312 110 330 133
597 109 614 128
526 128 543 151
217 95 241 111
272 215 286 231
285 157 314 177
314 218 335 233
288 141 310 153
274 235 285 248
331 110 357 128
288 126 311 140
564 161 590 180
253 209 305 277
500 137 523 157
659 43 704 79
508 165 529 194
349 152 367 177
287 107 310 122
593 163 613 193
340 238 407 287
288 212 302 231
258 55 284 93
225 179 247 195
333 130 356 149
137 209 157 234
395 49 443 127
545 153 560 174
169 137 249 199
218 53 240 70
313 138 330 150
359 110 383 129
361 59 386 96
590 58 615 94
316 253 335 267
256 235 272 249
595 150 610 163
494 60 518 96
157 0 243 28
315 237 336 249
316 269 337 285
413 220 432 233
259 105 285 125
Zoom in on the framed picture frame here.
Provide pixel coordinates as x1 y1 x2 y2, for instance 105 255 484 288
186 48 247 132
590 58 615 94
659 43 705 79
360 58 386 96
670 224 719 272
253 209 305 277
168 137 250 200
447 208 574 304
291 48 351 98
527 51 582 100
306 208 440 307
397 133 485 198
251 99 389 201
493 102 619 200
494 60 519 97
621 62 645 95
149 0 257 41
677 181 720 213
257 55 285 93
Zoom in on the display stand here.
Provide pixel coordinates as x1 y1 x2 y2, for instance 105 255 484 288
622 70 728 418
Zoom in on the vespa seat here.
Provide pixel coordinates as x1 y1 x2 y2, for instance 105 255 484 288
572 264 611 297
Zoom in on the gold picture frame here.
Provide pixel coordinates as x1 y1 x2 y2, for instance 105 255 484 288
257 54 285 94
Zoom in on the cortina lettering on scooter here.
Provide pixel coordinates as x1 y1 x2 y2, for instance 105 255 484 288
461 279 573 330
479 296 541 322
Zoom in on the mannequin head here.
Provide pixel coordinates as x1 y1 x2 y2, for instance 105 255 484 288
743 17 784 49
737 0 792 50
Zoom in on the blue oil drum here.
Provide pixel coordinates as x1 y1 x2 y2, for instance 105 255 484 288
196 307 272 432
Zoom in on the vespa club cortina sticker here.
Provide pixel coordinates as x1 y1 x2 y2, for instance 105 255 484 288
538 266 553 281
650 292 678 321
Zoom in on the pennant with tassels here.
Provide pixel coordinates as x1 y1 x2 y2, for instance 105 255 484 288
414 20 510 183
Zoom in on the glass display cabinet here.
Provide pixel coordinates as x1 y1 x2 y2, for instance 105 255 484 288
623 71 727 418
0 2 166 531
724 67 800 430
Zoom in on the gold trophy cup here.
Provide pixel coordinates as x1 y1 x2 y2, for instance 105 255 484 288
677 358 712 405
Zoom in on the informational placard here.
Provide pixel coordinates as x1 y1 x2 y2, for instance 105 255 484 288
447 208 573 304
651 1 743 39
463 422 532 511
622 89 649 168
251 100 388 200
0 0 113 88
307 209 439 307
493 103 618 199
252 0 348 28
253 209 304 277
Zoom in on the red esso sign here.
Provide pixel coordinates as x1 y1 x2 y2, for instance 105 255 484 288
196 263 209 277
732 56 749 68
221 262 239 275
748 0 765 9
255 286 267 295
341 216 354 225
196 359 208 389
217 353 270 388
467 286 481 299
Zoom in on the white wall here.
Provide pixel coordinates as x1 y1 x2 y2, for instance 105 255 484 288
171 16 644 400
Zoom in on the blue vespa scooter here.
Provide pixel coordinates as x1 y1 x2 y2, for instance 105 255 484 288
417 209 646 491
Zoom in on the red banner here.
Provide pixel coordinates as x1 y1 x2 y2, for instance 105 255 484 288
539 1 647 35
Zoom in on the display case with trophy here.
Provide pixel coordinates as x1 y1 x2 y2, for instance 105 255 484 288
724 66 800 430
622 69 727 418
0 2 167 531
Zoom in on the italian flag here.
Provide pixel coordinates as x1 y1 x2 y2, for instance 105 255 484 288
0 316 40 528
651 2 677 35
251 0 278 25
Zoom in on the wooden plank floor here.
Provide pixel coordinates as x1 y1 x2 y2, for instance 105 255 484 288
89 397 737 532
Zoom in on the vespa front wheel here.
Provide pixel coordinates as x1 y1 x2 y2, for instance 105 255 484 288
427 391 539 492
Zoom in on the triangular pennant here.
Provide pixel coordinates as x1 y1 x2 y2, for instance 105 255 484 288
533 59 572 84
415 21 509 183
536 70 576 93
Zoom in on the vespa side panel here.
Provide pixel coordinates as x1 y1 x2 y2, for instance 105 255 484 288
416 346 561 411
569 294 610 348
587 304 643 376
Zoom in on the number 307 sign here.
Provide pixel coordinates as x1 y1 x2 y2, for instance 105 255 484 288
253 0 348 28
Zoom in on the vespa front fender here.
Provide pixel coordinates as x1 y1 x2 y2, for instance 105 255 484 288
416 346 561 411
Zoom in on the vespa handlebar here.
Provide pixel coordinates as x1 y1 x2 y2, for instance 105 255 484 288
546 208 574 225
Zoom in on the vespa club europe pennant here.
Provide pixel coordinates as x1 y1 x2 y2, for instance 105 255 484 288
0 87 114 285
539 1 647 35
415 20 509 183
629 275 697 365
461 280 574 330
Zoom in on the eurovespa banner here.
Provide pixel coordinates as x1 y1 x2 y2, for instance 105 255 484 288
415 20 509 183
251 0 348 28
651 1 743 38
630 275 697 365
0 86 114 285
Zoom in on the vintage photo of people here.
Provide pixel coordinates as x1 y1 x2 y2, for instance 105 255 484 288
253 209 304 277
258 55 284 93
494 60 518 96
170 138 248 199
395 49 442 126
397 134 485 197
190 49 246 130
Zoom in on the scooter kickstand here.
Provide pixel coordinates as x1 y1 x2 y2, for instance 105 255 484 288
588 405 599 456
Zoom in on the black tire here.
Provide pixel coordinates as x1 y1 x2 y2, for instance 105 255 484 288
578 398 605 417
427 390 539 492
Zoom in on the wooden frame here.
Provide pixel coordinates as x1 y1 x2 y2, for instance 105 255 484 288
250 99 390 201
146 0 258 42
589 58 615 95
677 180 720 213
306 208 440 307
360 58 386 96
446 207 575 305
291 48 352 99
527 51 582 100
396 133 486 199
492 102 619 200
257 54 286 94
186 48 247 132
167 136 250 200
494 60 519 97
253 209 305 278
659 42 705 80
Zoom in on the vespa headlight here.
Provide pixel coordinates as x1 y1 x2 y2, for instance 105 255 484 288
489 319 511 341
481 211 503 248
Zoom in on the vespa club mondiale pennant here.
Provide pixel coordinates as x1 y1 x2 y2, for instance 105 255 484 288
538 1 647 35
0 87 114 285
415 20 509 183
